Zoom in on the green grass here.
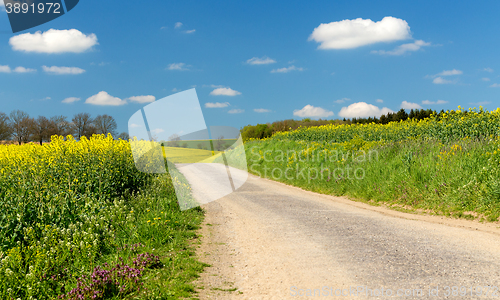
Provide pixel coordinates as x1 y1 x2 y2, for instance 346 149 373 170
242 137 500 222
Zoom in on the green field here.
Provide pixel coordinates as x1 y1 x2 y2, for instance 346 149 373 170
163 146 223 163
162 139 237 151
232 107 500 222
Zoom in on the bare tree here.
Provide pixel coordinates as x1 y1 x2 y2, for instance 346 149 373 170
72 113 94 139
9 110 33 145
168 134 181 147
0 112 12 141
215 135 225 151
31 116 53 145
93 114 117 137
49 115 71 138
117 132 129 140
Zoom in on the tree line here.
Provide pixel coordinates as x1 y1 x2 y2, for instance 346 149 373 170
241 108 438 141
0 110 129 145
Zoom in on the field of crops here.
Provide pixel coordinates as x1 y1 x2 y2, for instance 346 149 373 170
0 134 204 299
243 107 500 221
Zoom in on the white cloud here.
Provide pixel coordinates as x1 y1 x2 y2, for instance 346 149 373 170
338 102 393 118
0 65 36 73
246 56 276 65
172 88 179 92
13 66 36 73
372 40 430 55
271 65 303 73
205 102 230 108
422 100 448 105
10 29 98 54
484 67 494 73
175 22 183 28
254 108 271 113
309 17 411 50
62 97 81 103
432 77 453 84
167 63 189 71
334 97 350 104
210 87 241 96
482 77 491 81
490 83 500 88
151 128 164 134
376 99 384 103
42 65 85 75
228 109 244 114
127 95 155 103
436 69 463 76
85 91 126 106
293 105 334 119
401 101 422 109
184 29 196 34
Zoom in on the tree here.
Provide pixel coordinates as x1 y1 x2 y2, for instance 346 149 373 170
9 110 33 145
117 132 130 140
50 115 71 138
0 112 12 141
215 135 225 151
72 113 94 139
93 114 117 137
31 115 52 145
168 134 181 147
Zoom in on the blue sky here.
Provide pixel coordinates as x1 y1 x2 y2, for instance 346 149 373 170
0 0 499 134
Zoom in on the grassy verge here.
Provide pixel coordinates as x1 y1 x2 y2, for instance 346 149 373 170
243 137 500 222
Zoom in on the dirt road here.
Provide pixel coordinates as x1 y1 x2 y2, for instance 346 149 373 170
194 173 500 299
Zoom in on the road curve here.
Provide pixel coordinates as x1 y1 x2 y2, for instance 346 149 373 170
194 173 500 300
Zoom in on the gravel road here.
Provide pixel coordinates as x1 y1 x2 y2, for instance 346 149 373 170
193 172 500 300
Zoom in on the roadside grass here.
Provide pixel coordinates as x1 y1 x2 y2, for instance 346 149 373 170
242 137 500 222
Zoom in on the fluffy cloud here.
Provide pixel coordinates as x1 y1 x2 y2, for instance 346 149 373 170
270 65 303 73
309 17 411 50
436 69 462 76
42 65 85 75
175 22 183 28
334 98 350 104
13 66 36 73
167 63 189 71
210 87 241 96
401 101 422 109
482 77 491 81
422 100 448 105
372 40 430 55
205 102 230 108
376 99 384 103
432 77 453 84
127 95 155 103
10 29 98 54
246 56 276 65
85 91 126 106
62 97 81 103
184 29 196 34
0 65 36 73
228 109 244 114
484 68 494 73
490 83 500 88
254 108 271 113
338 102 393 118
293 105 334 119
